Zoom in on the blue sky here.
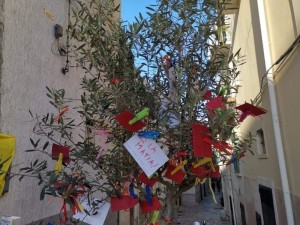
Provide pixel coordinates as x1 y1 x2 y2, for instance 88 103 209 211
121 0 157 24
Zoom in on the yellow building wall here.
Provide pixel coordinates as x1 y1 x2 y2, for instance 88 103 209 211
222 0 300 224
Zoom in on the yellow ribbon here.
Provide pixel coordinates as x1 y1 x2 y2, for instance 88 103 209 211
171 160 187 175
151 210 160 224
55 153 63 174
193 157 215 172
209 178 217 203
195 177 207 186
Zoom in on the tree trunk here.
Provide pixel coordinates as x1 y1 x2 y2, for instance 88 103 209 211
161 190 177 225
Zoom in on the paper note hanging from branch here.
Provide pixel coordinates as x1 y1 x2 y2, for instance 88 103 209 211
235 102 267 122
0 134 15 196
73 199 110 225
124 134 168 177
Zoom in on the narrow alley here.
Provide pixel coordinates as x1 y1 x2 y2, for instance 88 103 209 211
176 192 231 225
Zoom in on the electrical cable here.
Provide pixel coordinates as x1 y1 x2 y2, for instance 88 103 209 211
252 34 300 105
62 0 71 74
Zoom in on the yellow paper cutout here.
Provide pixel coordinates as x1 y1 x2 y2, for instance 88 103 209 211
151 210 160 224
193 157 215 172
171 160 187 175
44 8 55 21
55 153 63 174
0 134 15 196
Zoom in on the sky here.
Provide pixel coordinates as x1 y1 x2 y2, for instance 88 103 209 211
121 0 157 24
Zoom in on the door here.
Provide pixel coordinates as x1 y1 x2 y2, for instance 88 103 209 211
259 185 276 225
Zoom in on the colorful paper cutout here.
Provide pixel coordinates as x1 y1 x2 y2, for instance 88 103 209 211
124 134 168 177
52 144 70 163
140 197 161 214
206 96 223 110
235 102 267 122
190 165 209 180
129 108 149 125
164 165 186 184
209 166 220 178
115 111 146 132
137 172 157 187
203 137 233 155
202 90 212 100
110 195 139 212
192 124 212 158
0 134 15 196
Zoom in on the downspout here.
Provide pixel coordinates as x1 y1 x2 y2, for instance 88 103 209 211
256 1 295 225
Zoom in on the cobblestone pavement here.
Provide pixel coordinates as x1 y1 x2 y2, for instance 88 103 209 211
176 193 231 225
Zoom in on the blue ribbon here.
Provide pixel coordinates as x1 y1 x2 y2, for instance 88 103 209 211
129 185 138 198
146 184 152 205
138 131 160 140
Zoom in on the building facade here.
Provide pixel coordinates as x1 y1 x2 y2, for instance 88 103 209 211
222 0 300 225
0 0 119 224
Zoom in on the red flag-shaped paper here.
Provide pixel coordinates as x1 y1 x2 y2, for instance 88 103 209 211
110 195 139 212
202 90 212 100
140 197 161 214
206 96 223 110
52 144 70 163
235 102 267 122
137 172 157 188
115 110 146 132
192 124 212 158
164 165 185 184
203 137 232 155
190 165 209 180
209 166 220 178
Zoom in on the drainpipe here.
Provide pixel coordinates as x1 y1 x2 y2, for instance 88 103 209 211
256 1 295 225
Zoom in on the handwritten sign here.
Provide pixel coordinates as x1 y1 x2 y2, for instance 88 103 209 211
124 134 168 177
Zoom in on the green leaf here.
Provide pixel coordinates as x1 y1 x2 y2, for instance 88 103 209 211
76 43 86 51
43 142 49 151
40 187 46 200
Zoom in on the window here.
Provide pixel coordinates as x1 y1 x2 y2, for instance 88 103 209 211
256 129 267 156
240 203 247 225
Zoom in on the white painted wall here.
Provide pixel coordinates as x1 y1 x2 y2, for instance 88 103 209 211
0 1 84 224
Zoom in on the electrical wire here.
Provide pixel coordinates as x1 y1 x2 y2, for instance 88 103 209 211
252 34 300 105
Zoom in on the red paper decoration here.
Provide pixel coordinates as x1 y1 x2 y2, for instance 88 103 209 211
203 137 232 155
111 77 120 85
209 166 220 178
164 165 185 184
235 102 267 122
52 144 70 163
192 124 212 158
202 90 212 100
190 165 209 180
137 172 157 188
110 195 139 212
140 197 161 214
115 110 146 132
206 96 223 110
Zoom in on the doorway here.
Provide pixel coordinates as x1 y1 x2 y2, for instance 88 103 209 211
259 185 276 225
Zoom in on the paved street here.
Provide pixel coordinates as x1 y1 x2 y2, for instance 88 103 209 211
176 193 231 225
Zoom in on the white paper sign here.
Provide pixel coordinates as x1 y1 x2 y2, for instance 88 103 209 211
73 200 110 225
0 216 20 225
124 134 168 177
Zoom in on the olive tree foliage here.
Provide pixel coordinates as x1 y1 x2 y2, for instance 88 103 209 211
20 0 254 224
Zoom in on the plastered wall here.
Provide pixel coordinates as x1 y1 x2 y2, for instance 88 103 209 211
0 0 86 224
